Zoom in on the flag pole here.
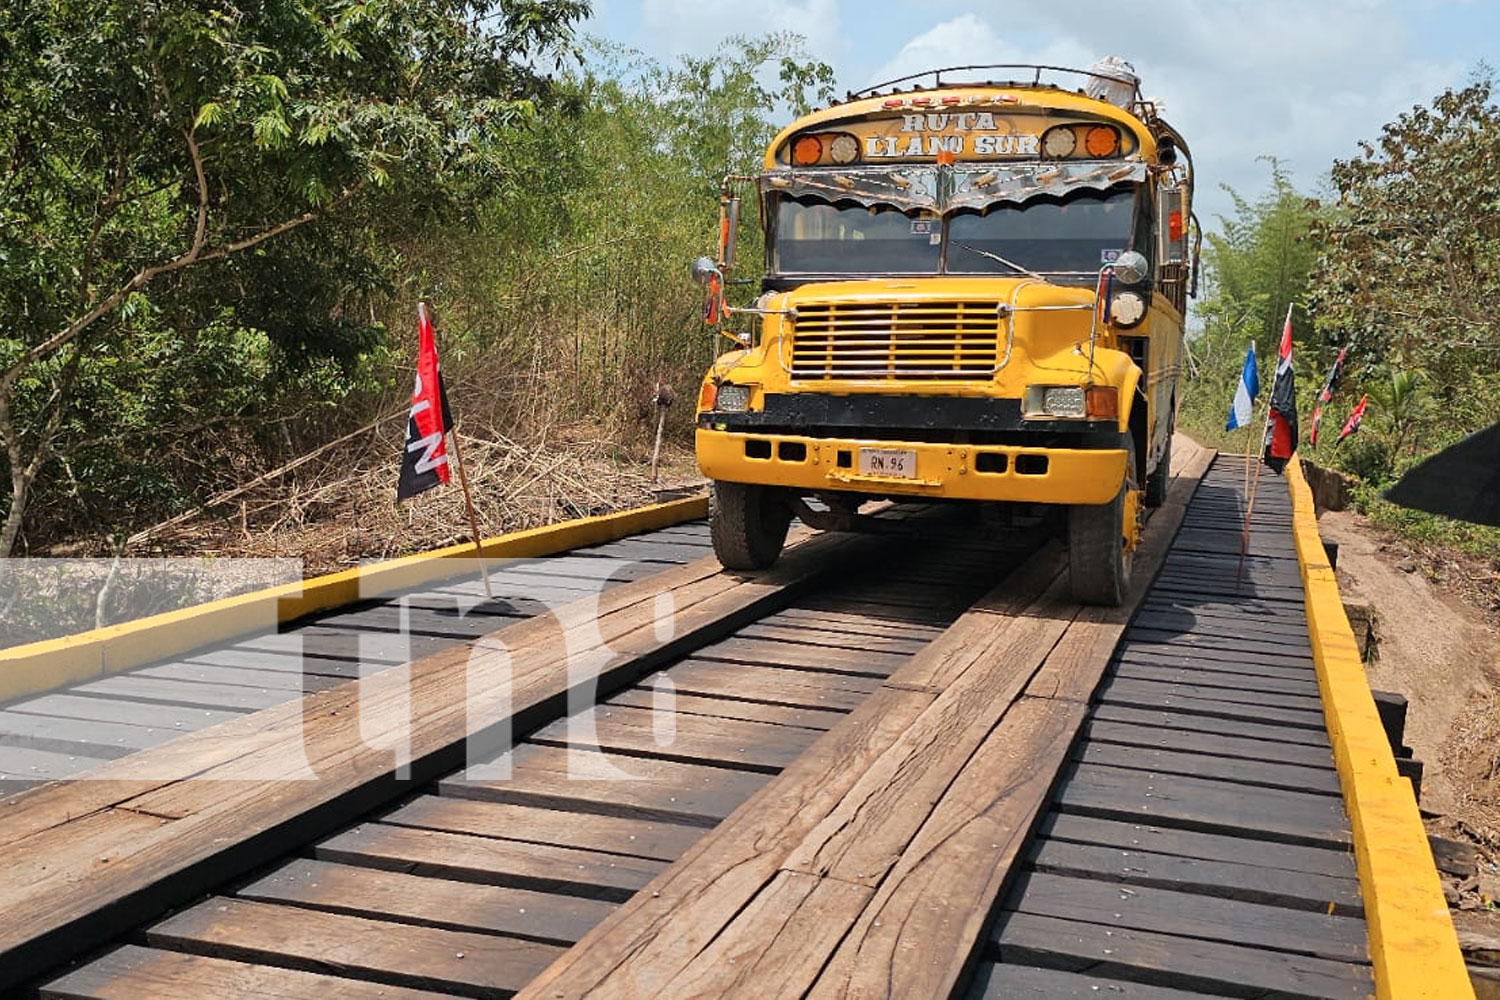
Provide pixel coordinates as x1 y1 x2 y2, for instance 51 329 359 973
447 420 494 601
1237 399 1263 588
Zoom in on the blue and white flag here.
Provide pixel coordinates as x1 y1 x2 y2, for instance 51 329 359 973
1225 342 1260 430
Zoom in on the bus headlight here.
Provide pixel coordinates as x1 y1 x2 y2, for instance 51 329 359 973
716 384 751 412
1025 385 1087 418
1109 290 1147 327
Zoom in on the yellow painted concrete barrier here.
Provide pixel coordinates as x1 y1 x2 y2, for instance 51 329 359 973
0 495 708 703
1287 457 1471 1000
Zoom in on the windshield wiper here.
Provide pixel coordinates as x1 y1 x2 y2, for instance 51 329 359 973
952 242 1048 283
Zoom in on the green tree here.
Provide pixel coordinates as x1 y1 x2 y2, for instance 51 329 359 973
0 0 589 555
1179 163 1321 441
1307 75 1500 456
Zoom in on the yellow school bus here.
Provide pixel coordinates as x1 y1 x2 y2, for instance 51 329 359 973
692 61 1195 605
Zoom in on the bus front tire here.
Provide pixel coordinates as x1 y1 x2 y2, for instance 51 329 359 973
1068 439 1138 607
710 481 792 570
1143 433 1171 508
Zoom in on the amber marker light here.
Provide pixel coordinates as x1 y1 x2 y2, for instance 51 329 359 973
1085 386 1119 420
1085 126 1120 157
698 382 718 412
792 135 824 166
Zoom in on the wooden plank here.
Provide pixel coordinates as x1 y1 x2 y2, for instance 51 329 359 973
5 693 245 730
1008 871 1369 963
41 944 450 1000
1090 705 1333 748
0 744 114 780
182 646 364 677
765 606 945 638
1096 680 1330 731
967 962 1221 1000
137 661 342 693
1075 743 1344 796
1058 763 1354 849
991 911 1372 999
0 529 870 992
381 796 704 862
315 822 665 901
736 622 927 655
441 744 771 828
607 688 846 731
1117 637 1314 669
69 675 292 713
145 897 563 997
692 635 908 677
238 859 614 946
1028 838 1364 916
529 703 821 773
0 711 163 757
656 658 881 713
1111 659 1321 695
1082 718 1335 770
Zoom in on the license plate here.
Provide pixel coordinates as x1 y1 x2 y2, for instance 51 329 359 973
858 447 917 478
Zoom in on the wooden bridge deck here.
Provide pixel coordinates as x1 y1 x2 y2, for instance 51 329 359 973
975 461 1372 999
0 440 1469 998
0 524 713 794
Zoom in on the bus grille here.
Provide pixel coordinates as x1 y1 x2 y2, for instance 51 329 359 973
788 301 1003 381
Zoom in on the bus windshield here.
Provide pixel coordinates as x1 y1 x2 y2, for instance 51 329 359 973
772 186 1136 282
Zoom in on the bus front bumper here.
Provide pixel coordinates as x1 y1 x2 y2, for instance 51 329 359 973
696 428 1126 505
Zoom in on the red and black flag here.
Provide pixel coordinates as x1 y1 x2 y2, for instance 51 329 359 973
1308 344 1348 447
397 302 455 500
1263 305 1298 474
1336 394 1368 447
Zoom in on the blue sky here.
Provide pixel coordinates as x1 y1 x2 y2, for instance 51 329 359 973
584 0 1497 226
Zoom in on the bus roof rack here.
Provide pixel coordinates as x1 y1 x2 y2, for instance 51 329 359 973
846 63 1143 109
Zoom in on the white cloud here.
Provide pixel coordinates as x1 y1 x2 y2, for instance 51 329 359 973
869 3 1466 222
639 0 847 67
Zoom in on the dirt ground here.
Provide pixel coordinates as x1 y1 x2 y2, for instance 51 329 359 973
1318 508 1500 971
1319 510 1500 821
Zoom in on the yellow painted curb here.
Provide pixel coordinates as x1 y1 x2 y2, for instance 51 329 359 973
0 495 708 703
1287 457 1471 1000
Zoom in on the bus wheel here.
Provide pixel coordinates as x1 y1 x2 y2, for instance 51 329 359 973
1143 433 1171 508
710 481 792 570
1068 438 1139 606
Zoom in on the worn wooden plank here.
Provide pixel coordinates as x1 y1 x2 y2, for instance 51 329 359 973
238 859 615 947
529 703 820 773
607 688 845 731
0 744 114 780
5 693 246 731
1009 871 1368 963
656 658 880 713
40 944 450 1000
736 622 928 655
1075 743 1344 796
692 635 908 677
381 796 704 862
1110 660 1320 695
991 911 1371 999
136 661 344 693
316 822 665 901
1090 704 1333 748
966 962 1220 1000
1096 680 1329 730
441 744 771 828
69 675 292 713
146 897 563 997
0 711 164 757
1058 763 1354 849
1028 838 1363 916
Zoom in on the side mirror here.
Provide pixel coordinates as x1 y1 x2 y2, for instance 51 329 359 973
690 256 720 287
1112 250 1150 285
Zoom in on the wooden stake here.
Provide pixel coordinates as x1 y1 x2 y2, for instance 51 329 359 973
447 422 493 601
1237 399 1265 588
